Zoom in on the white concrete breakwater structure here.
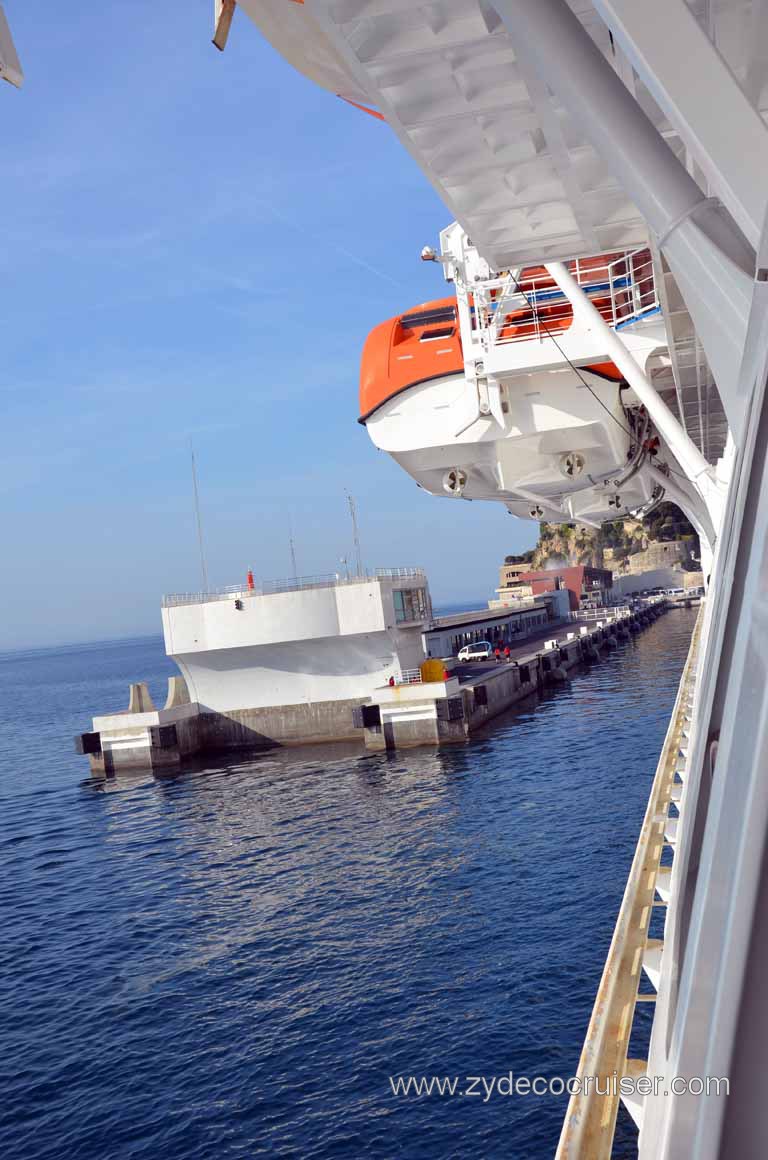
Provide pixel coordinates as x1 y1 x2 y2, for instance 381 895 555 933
79 568 431 773
162 568 429 716
76 564 669 773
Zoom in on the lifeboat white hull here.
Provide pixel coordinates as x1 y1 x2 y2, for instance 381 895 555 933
366 367 659 526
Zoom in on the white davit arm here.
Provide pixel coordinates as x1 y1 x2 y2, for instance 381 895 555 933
0 4 22 89
212 0 236 53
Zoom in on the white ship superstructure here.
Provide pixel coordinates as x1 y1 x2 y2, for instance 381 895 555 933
216 2 768 1157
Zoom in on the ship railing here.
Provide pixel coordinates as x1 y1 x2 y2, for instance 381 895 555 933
397 668 423 685
471 246 658 352
555 612 702 1159
162 567 427 607
607 247 659 329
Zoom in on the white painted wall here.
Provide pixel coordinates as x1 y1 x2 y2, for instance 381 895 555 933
544 589 572 620
174 629 425 710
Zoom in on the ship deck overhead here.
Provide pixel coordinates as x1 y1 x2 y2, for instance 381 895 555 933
237 0 764 468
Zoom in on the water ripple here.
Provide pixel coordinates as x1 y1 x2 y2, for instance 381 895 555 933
0 614 696 1159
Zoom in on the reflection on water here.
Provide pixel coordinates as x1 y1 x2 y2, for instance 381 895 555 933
0 612 696 1160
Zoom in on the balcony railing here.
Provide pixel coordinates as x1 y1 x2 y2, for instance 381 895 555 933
471 246 658 352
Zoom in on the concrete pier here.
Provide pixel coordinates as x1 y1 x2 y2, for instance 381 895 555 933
76 598 670 770
358 601 670 750
77 679 202 775
76 678 364 774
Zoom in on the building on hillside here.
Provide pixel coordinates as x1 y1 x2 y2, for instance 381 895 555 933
498 559 533 589
604 538 697 576
613 567 705 595
489 582 535 609
498 564 613 611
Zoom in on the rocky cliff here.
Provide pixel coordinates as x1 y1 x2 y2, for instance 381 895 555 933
505 502 700 575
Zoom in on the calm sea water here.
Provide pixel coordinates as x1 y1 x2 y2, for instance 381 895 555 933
0 610 696 1159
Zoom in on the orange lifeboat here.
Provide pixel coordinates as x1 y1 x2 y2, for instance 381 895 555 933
359 276 624 422
359 298 464 422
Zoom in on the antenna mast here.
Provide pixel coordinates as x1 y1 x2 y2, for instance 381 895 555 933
346 490 364 577
190 446 209 592
288 515 298 579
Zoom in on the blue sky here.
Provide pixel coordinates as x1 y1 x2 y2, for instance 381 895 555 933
0 1 537 648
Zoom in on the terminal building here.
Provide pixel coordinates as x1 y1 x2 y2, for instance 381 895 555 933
424 590 570 658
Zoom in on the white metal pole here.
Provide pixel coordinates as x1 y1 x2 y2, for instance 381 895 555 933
505 485 601 529
190 448 210 593
544 261 715 494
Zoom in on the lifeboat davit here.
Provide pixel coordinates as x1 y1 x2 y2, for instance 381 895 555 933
358 257 664 527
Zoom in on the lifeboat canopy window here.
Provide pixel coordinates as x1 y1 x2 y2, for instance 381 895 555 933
400 305 456 329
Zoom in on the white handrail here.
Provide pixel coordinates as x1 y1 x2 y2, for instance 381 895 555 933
556 613 701 1158
162 567 427 607
471 246 657 351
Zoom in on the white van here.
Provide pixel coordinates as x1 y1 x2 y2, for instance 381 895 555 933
457 641 494 662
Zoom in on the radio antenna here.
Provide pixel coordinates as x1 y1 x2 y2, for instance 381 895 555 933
346 490 364 577
288 515 298 579
190 444 209 592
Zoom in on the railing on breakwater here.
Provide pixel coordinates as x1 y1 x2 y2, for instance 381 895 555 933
555 610 702 1159
571 606 630 622
570 596 666 623
162 567 427 608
